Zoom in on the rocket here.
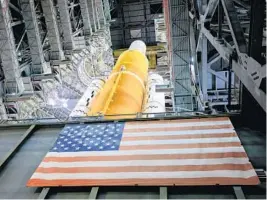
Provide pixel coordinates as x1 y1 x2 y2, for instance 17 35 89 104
87 40 149 119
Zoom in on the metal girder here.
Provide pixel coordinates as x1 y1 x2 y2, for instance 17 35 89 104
102 0 111 22
21 0 51 74
87 0 99 32
0 0 25 93
38 188 50 199
168 0 193 111
41 0 65 60
233 0 249 9
80 0 93 36
203 0 219 21
220 0 247 53
201 36 208 101
88 187 99 199
57 0 74 50
95 0 106 26
9 2 22 15
233 186 246 199
202 26 266 111
201 26 232 61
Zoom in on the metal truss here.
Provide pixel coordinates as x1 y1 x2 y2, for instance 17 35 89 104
0 0 114 120
193 0 266 112
20 0 51 75
0 0 25 94
165 0 194 112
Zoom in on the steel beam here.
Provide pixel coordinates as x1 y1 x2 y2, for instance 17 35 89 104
88 187 99 199
93 0 100 30
203 0 219 21
38 188 50 199
169 0 193 111
0 1 25 93
102 0 111 22
9 2 22 15
21 0 51 74
202 25 266 111
95 0 106 26
220 0 247 53
217 1 223 39
201 36 208 101
57 0 74 50
233 186 246 199
87 0 98 32
0 125 36 171
41 0 65 60
80 0 93 36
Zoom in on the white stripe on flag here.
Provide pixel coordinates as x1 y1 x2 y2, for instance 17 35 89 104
46 146 245 157
31 169 257 180
123 128 234 137
120 137 240 146
125 120 231 129
39 158 249 168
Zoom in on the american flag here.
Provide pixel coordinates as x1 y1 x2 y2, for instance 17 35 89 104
27 117 259 187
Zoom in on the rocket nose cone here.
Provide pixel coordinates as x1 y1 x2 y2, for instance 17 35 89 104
129 40 146 55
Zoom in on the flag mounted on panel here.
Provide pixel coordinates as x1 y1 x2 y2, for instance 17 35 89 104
27 117 259 187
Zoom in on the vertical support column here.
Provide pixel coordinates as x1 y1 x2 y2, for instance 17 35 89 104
201 36 208 101
0 0 24 93
80 0 93 36
21 0 50 74
93 0 101 29
102 0 111 22
169 0 192 111
95 0 106 26
217 1 223 39
57 0 74 50
87 0 99 32
241 0 266 130
41 0 65 60
228 54 233 106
